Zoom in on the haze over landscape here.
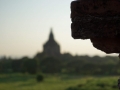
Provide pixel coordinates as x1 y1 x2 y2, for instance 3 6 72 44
0 0 118 58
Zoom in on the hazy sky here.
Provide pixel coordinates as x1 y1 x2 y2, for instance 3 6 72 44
0 0 118 58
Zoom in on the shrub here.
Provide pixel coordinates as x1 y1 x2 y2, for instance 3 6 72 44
66 87 79 90
77 84 84 87
96 83 106 88
112 85 117 88
36 74 44 82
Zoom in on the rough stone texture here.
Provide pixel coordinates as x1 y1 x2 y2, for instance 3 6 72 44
90 38 120 54
71 0 120 54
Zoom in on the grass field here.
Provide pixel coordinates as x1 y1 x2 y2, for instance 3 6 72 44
0 73 119 90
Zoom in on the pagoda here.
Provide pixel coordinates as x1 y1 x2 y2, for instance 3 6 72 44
43 28 61 57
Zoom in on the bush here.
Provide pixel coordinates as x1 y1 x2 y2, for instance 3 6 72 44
77 84 84 87
96 83 106 88
36 74 44 82
112 85 117 88
66 87 79 90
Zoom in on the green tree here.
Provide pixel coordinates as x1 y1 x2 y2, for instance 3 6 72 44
22 59 37 74
40 57 62 74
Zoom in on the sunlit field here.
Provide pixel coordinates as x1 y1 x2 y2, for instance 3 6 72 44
0 73 119 90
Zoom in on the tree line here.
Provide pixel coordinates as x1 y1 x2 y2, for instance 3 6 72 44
0 53 119 75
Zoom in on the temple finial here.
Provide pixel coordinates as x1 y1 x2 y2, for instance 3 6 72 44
49 28 54 40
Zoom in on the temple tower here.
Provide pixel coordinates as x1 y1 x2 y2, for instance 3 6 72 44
43 28 61 57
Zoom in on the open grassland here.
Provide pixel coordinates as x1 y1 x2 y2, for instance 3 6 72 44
0 73 119 90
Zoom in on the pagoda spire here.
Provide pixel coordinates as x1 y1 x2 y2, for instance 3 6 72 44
49 28 54 40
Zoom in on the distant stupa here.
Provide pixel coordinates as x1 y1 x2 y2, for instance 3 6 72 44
43 28 61 57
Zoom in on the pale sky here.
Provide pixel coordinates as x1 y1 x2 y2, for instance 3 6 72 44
0 0 118 58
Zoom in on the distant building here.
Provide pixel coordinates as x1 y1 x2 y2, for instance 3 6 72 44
42 28 61 57
34 28 72 59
